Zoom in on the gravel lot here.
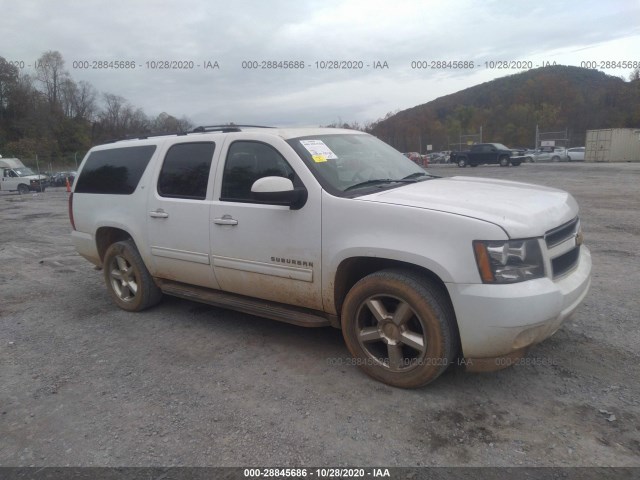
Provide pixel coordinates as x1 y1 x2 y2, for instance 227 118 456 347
1 162 639 468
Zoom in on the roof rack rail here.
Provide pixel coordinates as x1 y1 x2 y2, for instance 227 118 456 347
191 124 275 133
104 131 188 143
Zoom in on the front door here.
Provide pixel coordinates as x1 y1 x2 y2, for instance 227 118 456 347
210 137 322 311
1 169 20 191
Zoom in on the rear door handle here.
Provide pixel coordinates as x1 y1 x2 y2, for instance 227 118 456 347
149 209 169 219
213 214 238 226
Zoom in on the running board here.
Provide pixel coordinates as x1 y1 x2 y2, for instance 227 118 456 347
156 279 335 328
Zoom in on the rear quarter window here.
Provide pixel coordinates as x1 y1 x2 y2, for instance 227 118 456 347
75 145 157 194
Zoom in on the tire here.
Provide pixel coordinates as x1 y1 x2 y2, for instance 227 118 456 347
341 269 458 388
470 163 478 167
525 156 534 163
103 239 162 312
499 156 510 167
457 158 467 168
17 184 29 195
552 156 560 162
512 161 521 166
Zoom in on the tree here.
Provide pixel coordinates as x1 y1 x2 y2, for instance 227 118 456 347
153 112 192 133
0 57 19 121
34 50 69 110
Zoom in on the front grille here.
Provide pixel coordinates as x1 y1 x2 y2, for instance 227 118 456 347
545 217 579 248
551 246 581 278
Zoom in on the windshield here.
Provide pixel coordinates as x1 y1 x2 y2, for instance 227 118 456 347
288 133 427 194
14 167 36 177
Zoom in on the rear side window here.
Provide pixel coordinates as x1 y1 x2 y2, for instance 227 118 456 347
157 142 215 200
75 145 156 194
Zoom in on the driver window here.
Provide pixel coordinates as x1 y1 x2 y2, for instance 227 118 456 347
220 141 295 202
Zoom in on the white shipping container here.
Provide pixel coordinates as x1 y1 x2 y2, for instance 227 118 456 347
585 128 640 162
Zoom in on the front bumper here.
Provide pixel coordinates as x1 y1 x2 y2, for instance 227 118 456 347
447 246 591 362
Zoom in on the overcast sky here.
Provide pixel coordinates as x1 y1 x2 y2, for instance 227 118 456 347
3 0 640 127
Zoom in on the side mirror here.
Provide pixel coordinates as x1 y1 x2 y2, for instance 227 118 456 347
250 176 307 210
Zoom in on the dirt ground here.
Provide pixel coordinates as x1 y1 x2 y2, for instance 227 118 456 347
1 162 639 468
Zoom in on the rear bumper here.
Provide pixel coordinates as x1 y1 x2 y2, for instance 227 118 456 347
447 246 591 362
71 230 101 267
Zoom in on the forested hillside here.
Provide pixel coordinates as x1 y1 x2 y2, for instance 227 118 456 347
367 65 640 152
0 51 191 168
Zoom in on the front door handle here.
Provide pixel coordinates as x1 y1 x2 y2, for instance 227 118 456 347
213 214 238 226
149 209 169 219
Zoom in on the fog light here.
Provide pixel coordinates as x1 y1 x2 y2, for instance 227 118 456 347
512 324 548 349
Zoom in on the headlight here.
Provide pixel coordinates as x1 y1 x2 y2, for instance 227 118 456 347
473 238 544 283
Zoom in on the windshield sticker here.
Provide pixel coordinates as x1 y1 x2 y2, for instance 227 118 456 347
300 140 338 160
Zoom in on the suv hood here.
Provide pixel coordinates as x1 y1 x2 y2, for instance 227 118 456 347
359 176 578 238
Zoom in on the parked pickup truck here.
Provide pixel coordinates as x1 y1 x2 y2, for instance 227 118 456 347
451 143 523 168
0 157 48 193
70 126 591 388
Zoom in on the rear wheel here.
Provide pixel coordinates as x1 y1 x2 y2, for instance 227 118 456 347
457 158 467 168
103 239 162 311
341 269 458 388
552 156 560 162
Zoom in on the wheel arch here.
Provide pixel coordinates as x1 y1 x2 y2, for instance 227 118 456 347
333 257 459 335
95 226 135 262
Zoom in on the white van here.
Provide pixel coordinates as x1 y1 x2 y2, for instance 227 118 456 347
0 156 48 193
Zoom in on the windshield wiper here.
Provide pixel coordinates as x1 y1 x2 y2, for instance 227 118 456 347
345 178 417 191
402 172 439 180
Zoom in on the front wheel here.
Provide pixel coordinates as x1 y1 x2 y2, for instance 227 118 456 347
103 239 162 311
552 156 560 162
341 269 458 388
499 156 510 167
17 184 29 195
511 161 521 166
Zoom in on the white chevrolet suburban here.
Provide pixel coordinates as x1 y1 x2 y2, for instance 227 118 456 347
70 126 591 388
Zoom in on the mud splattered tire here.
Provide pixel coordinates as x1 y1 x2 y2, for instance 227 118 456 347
103 239 162 312
341 269 458 388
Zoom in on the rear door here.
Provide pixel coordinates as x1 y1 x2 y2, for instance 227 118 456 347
146 140 220 289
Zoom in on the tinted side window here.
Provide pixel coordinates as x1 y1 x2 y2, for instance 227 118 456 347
158 142 215 200
221 141 295 202
75 145 156 194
